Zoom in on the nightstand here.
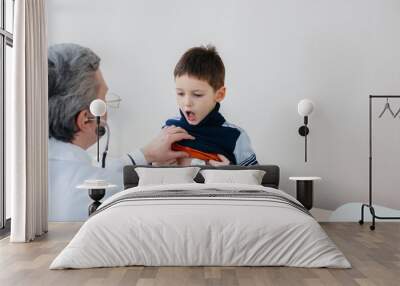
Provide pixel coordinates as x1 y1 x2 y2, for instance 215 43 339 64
77 180 117 216
289 177 321 210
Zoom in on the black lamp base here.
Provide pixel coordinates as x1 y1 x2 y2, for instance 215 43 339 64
298 126 309 136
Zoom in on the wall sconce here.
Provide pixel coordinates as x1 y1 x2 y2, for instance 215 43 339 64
297 99 314 162
90 99 107 163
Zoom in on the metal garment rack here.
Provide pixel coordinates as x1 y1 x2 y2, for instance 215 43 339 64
359 95 400 230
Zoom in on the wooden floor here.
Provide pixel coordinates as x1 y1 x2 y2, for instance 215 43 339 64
0 222 399 286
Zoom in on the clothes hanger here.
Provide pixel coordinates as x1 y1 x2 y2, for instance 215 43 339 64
378 98 395 118
394 106 400 118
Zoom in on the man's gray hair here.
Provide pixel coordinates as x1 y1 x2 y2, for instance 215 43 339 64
48 43 101 142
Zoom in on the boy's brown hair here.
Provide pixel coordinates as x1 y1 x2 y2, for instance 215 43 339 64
174 45 225 91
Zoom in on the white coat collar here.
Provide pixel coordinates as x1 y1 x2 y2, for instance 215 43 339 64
48 138 92 163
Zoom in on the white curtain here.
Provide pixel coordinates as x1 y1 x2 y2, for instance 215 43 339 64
9 0 48 242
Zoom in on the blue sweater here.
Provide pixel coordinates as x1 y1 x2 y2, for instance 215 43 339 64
165 103 258 166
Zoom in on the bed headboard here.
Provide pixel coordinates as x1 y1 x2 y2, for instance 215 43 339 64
123 165 280 189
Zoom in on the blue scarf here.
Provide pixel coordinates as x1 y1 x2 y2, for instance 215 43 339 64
165 103 240 164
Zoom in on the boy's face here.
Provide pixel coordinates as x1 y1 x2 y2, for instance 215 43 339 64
175 74 225 125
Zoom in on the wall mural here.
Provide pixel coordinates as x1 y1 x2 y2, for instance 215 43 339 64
47 43 259 221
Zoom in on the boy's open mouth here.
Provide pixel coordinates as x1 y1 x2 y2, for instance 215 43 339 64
185 111 196 122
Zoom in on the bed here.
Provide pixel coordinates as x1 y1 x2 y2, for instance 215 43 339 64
50 165 350 269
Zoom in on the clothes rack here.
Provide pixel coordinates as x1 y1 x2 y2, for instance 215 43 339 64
359 95 400 230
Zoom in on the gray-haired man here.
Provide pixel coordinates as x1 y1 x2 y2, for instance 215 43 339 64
48 43 193 221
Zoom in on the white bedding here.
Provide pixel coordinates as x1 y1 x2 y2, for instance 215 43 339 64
50 183 351 269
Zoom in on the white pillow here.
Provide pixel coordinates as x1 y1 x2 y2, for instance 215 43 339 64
135 167 200 186
200 169 266 185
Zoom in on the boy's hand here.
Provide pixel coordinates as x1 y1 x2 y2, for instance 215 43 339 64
176 157 193 166
208 154 230 166
152 157 192 166
141 126 195 164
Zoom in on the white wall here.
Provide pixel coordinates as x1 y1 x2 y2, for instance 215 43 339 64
47 0 400 211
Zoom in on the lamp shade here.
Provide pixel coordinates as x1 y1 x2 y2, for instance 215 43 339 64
90 99 107 117
297 99 314 116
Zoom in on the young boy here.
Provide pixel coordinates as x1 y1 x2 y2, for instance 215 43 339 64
163 45 258 166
